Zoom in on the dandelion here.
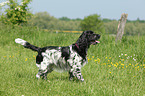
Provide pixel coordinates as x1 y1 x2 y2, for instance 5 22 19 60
4 56 6 58
114 64 117 67
109 72 111 73
92 56 94 58
25 58 28 61
108 65 111 67
121 63 124 66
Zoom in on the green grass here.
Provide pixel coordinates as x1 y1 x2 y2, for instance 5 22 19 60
0 26 145 96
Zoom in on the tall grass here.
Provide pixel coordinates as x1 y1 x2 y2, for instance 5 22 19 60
0 25 145 96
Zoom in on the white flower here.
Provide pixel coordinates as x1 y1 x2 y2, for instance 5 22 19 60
133 58 136 61
121 53 123 55
119 55 121 57
127 56 130 59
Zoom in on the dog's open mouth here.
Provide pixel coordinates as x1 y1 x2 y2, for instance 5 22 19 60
91 40 100 45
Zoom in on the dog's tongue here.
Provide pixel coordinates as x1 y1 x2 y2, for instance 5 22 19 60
96 40 100 43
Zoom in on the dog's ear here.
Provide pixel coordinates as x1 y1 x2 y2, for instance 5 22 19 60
79 31 88 38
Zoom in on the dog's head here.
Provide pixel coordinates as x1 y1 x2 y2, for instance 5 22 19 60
79 30 101 45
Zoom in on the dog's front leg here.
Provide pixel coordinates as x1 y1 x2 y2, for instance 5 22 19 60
72 67 84 82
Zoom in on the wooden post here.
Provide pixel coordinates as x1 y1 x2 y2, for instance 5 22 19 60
115 13 128 43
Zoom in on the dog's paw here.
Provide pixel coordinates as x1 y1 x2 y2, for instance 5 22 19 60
81 78 84 82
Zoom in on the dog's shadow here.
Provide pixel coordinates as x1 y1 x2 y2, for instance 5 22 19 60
48 75 82 83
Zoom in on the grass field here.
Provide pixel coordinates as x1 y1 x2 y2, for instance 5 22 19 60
0 26 145 96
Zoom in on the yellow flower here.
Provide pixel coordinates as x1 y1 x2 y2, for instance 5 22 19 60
109 72 111 73
92 56 94 58
33 55 36 57
116 62 118 65
108 65 111 67
121 63 124 66
105 57 107 59
135 64 138 66
114 64 117 67
4 56 6 58
25 58 28 61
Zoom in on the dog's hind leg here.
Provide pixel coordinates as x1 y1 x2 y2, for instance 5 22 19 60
69 71 74 81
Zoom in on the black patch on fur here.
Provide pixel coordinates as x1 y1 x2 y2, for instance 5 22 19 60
61 47 70 61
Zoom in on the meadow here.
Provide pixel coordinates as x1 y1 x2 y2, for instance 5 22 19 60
0 26 145 96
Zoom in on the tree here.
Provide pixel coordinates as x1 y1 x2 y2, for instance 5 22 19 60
0 1 10 15
1 0 32 25
80 14 104 33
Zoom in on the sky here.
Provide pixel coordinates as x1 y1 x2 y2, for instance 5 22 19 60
1 0 145 20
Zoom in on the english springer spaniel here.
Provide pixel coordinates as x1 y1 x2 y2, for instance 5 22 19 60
15 30 100 82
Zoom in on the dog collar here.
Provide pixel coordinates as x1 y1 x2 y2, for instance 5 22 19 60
75 43 79 49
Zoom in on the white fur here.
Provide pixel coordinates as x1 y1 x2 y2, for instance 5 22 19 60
15 38 27 46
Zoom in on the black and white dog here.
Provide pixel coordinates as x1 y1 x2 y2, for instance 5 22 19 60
15 30 100 82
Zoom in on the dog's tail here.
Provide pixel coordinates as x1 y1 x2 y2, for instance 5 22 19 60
15 38 39 52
